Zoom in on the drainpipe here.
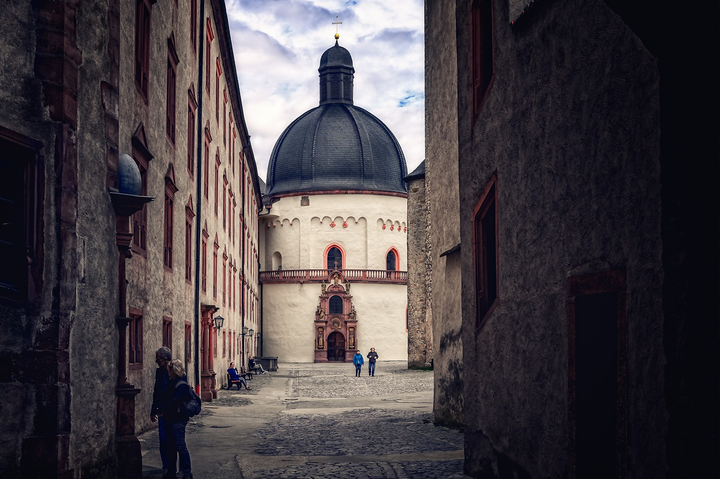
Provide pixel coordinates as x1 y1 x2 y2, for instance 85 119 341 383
193 0 206 393
240 144 246 368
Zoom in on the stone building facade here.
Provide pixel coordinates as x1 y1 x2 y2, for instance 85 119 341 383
0 0 261 476
424 0 718 477
405 162 433 369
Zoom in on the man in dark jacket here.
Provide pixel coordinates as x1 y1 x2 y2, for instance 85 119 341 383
367 348 379 376
151 347 173 476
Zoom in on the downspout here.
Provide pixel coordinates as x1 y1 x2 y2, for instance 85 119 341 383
193 0 206 393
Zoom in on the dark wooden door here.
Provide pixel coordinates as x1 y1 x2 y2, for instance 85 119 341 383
327 332 345 362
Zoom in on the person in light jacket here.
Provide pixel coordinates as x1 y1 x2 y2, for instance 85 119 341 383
352 350 364 377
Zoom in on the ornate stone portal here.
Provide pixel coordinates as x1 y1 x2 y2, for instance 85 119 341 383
314 270 357 362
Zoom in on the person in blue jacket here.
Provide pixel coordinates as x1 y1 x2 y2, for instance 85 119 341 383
352 349 364 377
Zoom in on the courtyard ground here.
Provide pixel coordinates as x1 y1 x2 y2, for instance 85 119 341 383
140 361 464 478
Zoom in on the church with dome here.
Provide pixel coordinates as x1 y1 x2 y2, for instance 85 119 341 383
259 37 409 363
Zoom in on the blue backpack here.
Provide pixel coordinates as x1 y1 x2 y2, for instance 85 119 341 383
176 380 202 417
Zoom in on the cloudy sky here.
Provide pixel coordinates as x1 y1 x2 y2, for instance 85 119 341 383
225 0 425 181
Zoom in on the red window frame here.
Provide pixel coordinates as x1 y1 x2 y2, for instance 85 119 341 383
129 308 143 366
0 127 43 304
213 237 219 299
201 224 208 293
205 18 213 94
162 316 173 349
472 173 499 329
187 86 198 177
131 136 151 256
134 0 151 101
204 124 211 200
166 34 179 144
471 0 495 119
190 0 197 53
185 198 195 282
163 169 178 269
214 152 220 216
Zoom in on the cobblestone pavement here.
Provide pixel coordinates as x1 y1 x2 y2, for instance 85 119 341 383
141 362 465 478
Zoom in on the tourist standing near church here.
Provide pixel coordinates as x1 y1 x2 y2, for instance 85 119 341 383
367 348 379 376
352 350 364 377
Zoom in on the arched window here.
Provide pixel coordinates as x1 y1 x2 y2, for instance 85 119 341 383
329 295 343 314
326 246 343 270
386 249 398 271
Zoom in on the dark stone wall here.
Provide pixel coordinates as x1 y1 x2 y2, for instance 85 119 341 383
425 0 464 429
452 0 675 476
0 0 118 476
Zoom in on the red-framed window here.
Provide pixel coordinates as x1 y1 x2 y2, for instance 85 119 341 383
205 18 213 94
131 126 152 256
134 0 151 100
213 328 218 357
204 124 211 199
222 248 227 306
185 197 195 282
222 330 226 358
166 34 179 144
190 0 197 53
222 174 227 230
163 166 178 270
213 236 219 299
187 85 197 177
129 308 143 365
472 173 498 327
223 89 227 146
0 127 43 304
472 0 495 118
386 248 399 271
215 58 222 123
162 316 173 349
214 152 220 216
324 244 345 270
201 224 208 293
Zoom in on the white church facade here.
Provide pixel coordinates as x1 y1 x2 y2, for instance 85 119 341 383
259 38 409 363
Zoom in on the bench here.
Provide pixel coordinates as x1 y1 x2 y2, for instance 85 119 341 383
226 370 251 390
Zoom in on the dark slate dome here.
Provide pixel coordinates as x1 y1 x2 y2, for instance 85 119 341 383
265 41 407 197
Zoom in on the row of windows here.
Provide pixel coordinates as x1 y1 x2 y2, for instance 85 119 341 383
326 246 399 271
128 311 251 366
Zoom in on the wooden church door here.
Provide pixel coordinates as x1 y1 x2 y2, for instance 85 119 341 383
327 332 345 362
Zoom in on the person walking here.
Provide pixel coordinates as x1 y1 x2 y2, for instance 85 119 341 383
150 347 173 477
367 347 379 376
352 349 364 377
161 359 195 479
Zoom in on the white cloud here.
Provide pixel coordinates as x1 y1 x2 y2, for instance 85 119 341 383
227 0 424 180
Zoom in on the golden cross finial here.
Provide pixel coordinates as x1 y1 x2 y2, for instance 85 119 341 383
333 16 342 40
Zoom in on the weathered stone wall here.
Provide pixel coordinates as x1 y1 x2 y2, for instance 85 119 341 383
406 173 433 368
0 0 119 476
424 0 463 428
71 0 122 475
452 0 665 476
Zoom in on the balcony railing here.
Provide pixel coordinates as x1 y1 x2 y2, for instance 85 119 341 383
259 269 407 284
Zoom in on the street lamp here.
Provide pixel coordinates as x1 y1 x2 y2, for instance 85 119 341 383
213 315 224 330
248 329 254 337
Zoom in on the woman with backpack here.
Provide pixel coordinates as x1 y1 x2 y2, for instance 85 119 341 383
161 359 196 479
